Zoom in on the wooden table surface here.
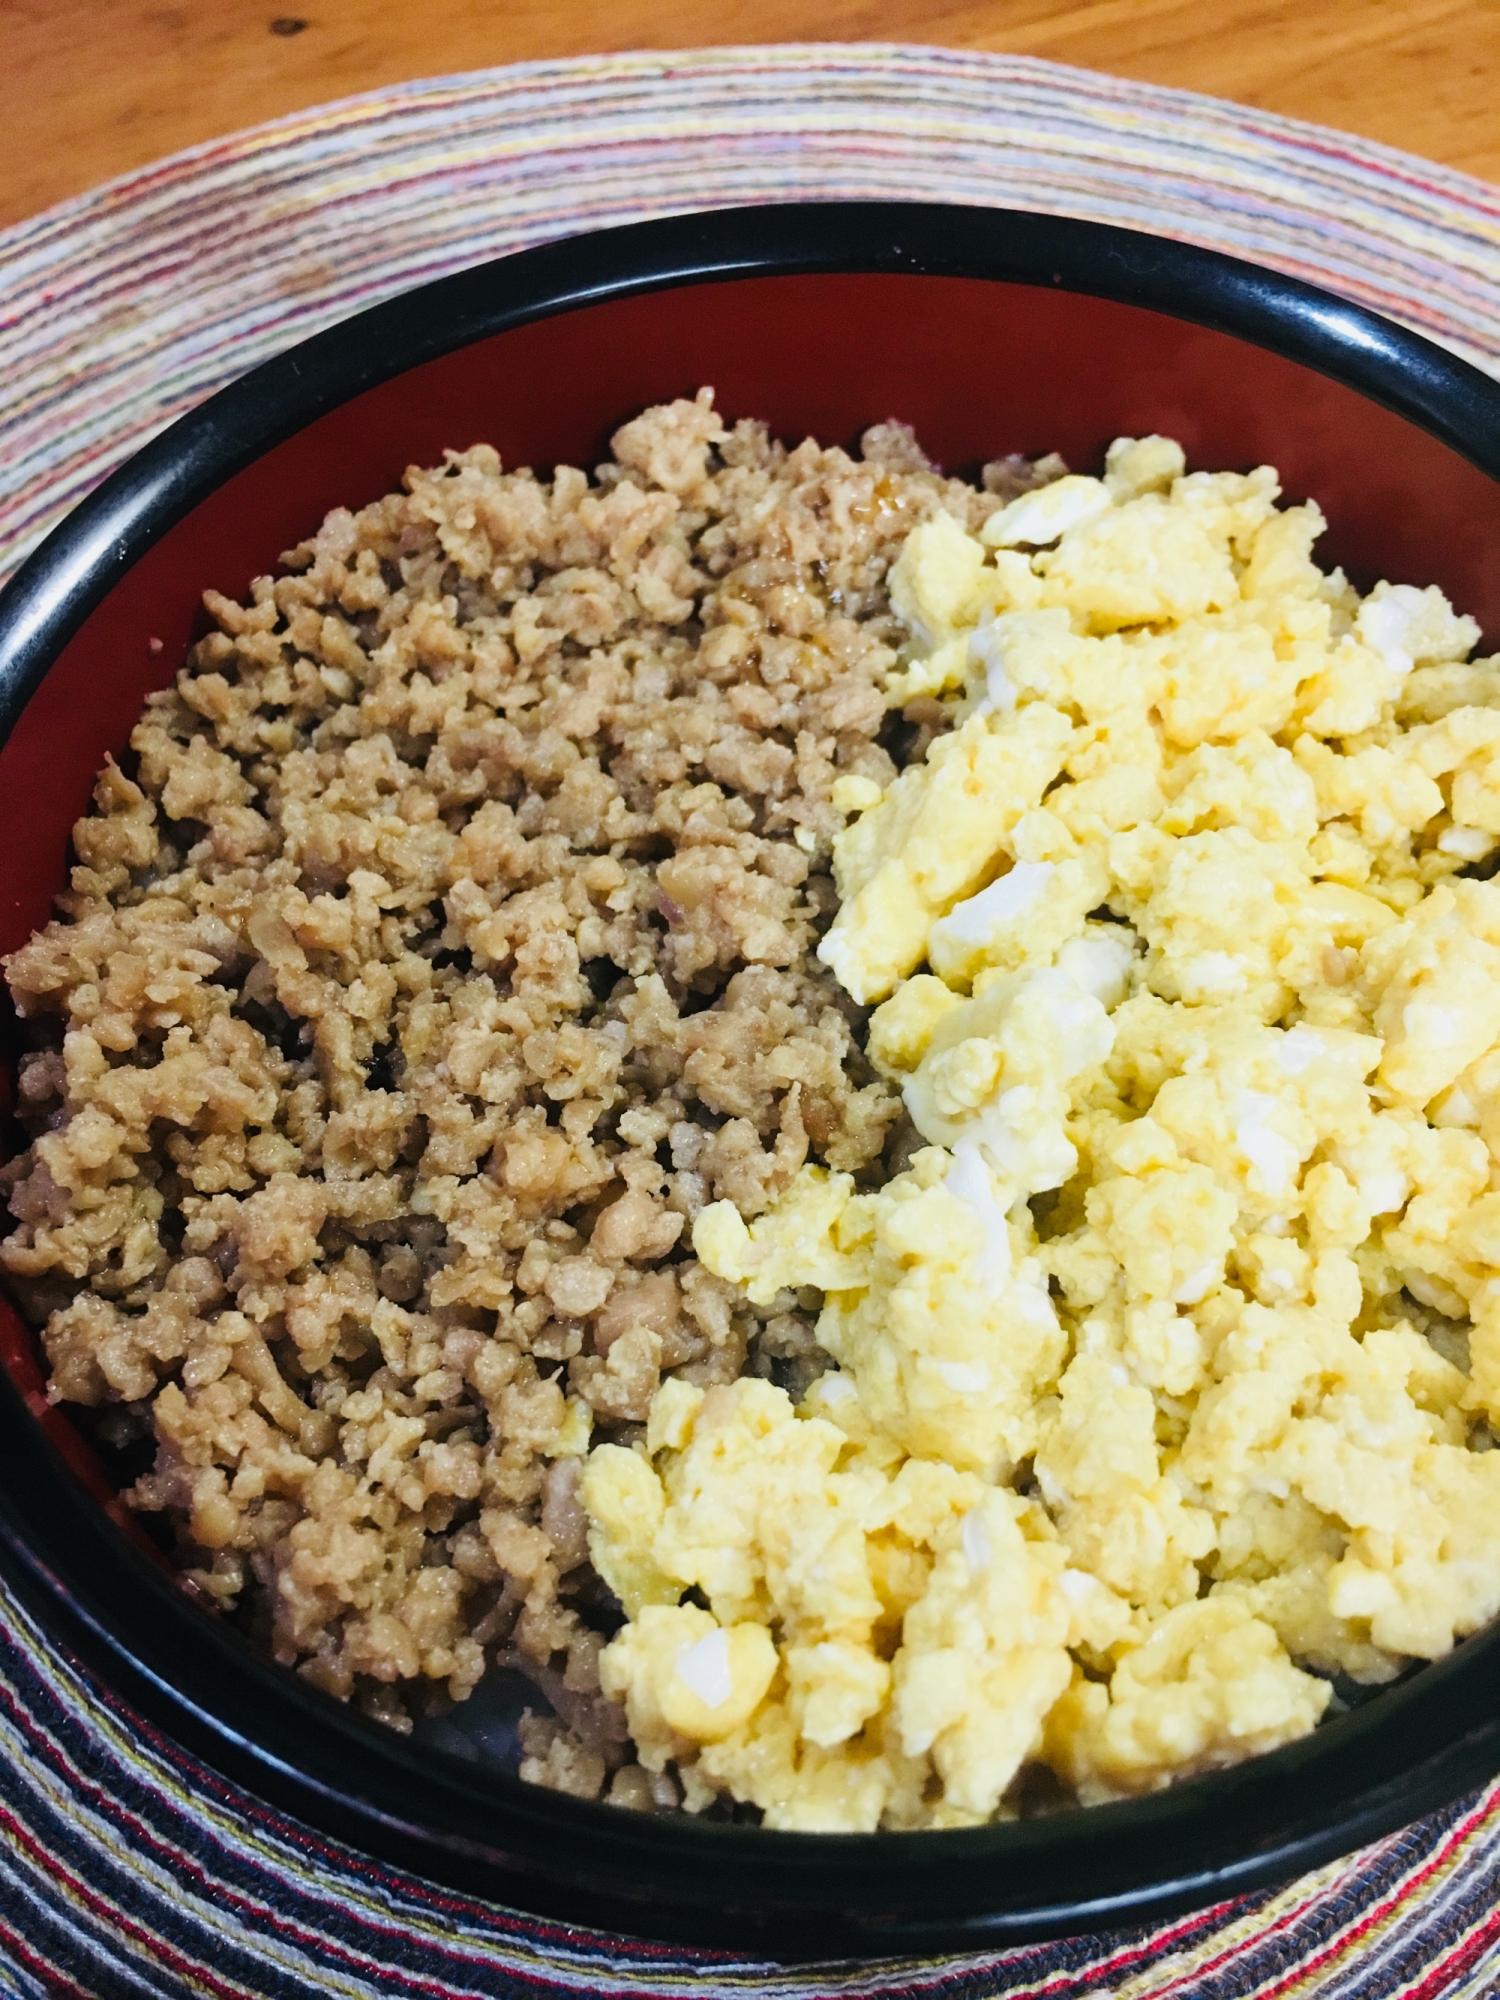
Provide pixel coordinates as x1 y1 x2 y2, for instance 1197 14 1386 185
3 0 1499 232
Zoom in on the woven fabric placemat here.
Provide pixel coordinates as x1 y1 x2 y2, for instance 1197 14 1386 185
5 44 1500 1998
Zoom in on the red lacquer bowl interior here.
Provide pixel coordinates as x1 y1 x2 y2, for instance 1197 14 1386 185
10 223 1500 1949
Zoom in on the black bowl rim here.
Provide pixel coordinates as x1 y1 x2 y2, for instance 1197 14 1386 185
3 199 1500 1961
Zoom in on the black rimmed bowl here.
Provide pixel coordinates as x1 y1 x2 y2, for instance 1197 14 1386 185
2 201 1500 1962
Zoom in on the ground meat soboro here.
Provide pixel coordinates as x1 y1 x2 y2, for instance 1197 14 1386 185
0 394 1025 1799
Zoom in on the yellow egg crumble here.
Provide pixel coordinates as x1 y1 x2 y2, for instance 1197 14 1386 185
582 435 1500 1830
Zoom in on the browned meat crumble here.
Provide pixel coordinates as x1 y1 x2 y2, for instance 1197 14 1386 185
0 393 1053 1805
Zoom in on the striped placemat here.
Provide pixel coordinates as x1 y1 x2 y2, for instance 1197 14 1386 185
5 44 1500 1998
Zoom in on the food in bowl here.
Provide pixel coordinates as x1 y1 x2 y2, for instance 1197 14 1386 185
7 392 1500 1834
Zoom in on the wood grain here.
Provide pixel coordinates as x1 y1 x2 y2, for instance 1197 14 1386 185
2 0 1498 230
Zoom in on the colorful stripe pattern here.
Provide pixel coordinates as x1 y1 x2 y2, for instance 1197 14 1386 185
3 45 1500 1996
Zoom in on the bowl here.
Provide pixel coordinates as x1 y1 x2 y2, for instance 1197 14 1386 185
3 200 1500 1961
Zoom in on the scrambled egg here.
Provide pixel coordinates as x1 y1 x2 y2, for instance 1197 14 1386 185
583 436 1500 1829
